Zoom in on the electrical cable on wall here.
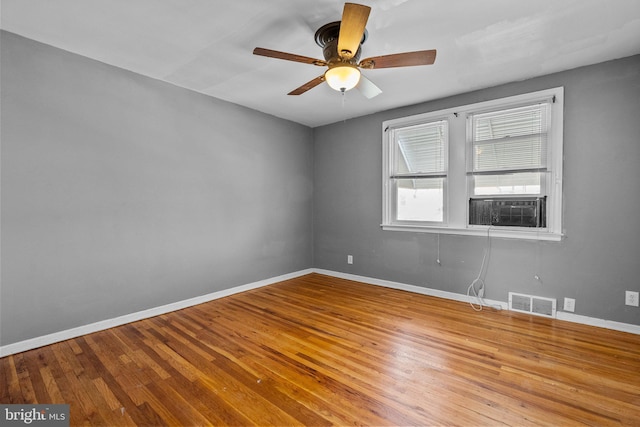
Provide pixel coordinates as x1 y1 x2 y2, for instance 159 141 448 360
467 227 501 311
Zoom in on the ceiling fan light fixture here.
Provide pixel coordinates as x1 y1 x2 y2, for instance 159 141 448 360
324 64 361 92
253 3 436 97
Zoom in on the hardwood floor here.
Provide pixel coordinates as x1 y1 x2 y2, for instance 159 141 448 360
2 273 639 426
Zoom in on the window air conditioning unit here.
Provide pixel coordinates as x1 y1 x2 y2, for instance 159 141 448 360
469 197 546 228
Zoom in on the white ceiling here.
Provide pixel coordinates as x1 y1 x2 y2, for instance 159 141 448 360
2 0 640 128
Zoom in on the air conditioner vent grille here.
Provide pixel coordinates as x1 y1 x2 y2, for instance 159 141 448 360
509 292 556 318
470 197 546 227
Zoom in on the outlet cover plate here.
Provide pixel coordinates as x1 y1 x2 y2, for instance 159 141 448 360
563 297 576 312
625 291 639 307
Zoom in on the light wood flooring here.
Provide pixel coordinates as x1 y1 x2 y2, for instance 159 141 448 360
2 273 639 426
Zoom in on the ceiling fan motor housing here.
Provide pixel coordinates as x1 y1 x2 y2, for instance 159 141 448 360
315 21 367 64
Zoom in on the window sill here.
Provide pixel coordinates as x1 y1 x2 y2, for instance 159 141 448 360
381 224 563 241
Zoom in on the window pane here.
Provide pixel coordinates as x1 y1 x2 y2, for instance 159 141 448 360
395 121 446 174
473 172 542 196
472 103 548 173
396 178 444 222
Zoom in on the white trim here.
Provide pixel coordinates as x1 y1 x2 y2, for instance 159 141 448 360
313 269 508 309
381 224 563 241
313 269 640 335
555 312 640 335
2 267 637 357
0 269 314 357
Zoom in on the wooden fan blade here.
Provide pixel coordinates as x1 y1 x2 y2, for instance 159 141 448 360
288 75 326 95
253 47 327 66
359 49 437 69
337 3 371 60
357 74 382 99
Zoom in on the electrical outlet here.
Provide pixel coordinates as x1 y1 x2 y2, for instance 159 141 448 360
347 255 353 265
625 291 639 307
563 297 575 312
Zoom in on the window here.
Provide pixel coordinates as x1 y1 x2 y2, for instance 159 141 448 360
469 103 549 197
382 87 564 241
387 120 448 224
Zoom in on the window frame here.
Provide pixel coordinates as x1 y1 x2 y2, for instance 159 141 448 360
382 87 564 241
387 119 449 226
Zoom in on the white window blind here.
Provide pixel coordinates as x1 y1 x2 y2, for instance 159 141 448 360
394 121 447 177
470 103 550 196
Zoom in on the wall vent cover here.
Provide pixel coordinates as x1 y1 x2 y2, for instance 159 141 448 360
509 292 556 318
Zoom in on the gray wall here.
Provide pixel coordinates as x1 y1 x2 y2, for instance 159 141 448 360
314 55 640 325
2 30 639 349
1 32 314 345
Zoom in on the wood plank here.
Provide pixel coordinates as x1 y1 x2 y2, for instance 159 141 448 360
13 353 38 403
51 342 107 425
1 273 639 426
1 353 18 403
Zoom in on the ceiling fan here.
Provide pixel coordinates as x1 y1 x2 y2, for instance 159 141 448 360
253 2 437 98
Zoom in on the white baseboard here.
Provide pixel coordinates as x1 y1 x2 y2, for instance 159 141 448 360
0 269 314 357
313 268 509 308
555 311 640 335
2 267 638 357
313 269 640 336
